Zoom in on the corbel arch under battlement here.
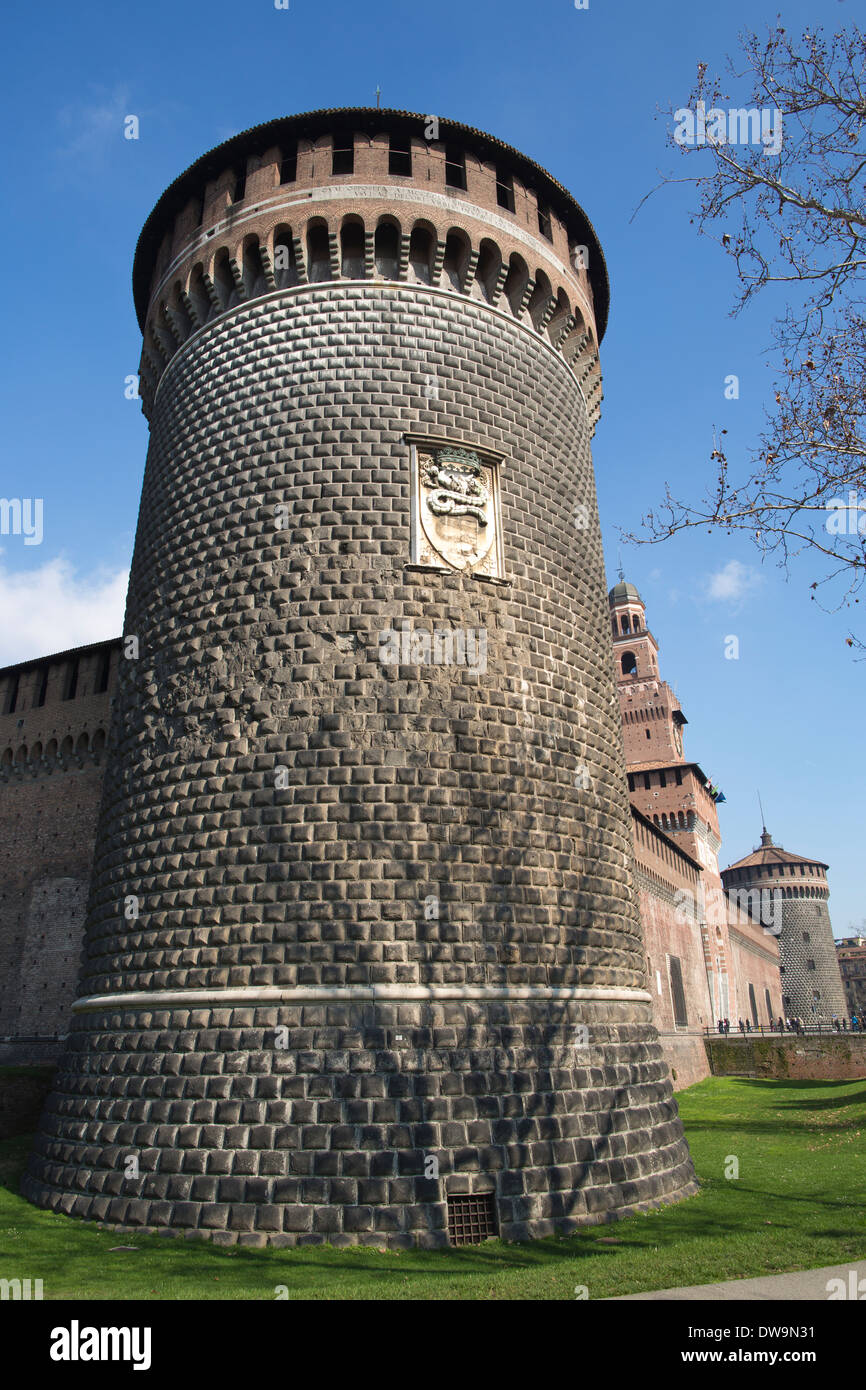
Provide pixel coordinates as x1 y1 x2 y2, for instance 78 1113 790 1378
140 208 603 431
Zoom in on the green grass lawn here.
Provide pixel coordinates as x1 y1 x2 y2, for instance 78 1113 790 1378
2 1075 864 1300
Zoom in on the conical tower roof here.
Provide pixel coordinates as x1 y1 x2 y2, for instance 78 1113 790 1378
725 828 828 872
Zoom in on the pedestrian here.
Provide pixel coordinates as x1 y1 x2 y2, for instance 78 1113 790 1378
724 1017 730 1035
718 1018 724 1034
778 1016 784 1033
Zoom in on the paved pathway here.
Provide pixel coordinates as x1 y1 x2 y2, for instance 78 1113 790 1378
606 1259 866 1300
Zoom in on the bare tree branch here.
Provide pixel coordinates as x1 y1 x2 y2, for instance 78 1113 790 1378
630 21 866 650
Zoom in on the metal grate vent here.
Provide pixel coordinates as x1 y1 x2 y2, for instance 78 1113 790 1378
447 1192 498 1246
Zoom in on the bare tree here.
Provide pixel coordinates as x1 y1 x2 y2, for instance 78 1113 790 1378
628 22 865 646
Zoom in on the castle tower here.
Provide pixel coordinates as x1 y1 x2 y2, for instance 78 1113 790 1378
610 582 782 1045
24 109 696 1246
722 830 846 1022
611 581 734 1022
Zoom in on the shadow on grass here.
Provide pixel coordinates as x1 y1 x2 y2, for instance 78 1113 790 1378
722 1079 865 1092
4 1076 866 1297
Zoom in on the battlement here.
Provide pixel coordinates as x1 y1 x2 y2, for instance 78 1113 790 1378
133 108 605 427
0 639 120 783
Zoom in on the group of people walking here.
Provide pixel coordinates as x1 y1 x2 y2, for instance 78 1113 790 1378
715 1014 861 1034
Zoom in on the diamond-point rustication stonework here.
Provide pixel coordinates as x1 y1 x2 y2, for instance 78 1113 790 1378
23 108 697 1247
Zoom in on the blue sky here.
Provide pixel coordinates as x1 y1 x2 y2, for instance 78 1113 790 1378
1 0 860 932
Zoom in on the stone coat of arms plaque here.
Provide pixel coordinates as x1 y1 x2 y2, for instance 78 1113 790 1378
410 443 504 577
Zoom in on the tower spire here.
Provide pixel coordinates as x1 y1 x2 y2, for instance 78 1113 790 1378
757 790 773 845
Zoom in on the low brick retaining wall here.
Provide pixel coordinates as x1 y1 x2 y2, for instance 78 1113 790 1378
704 1034 866 1081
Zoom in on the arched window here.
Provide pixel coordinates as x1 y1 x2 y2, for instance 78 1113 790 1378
374 220 400 280
474 239 501 303
306 221 331 282
547 288 571 344
187 265 212 326
213 249 237 310
168 283 193 340
340 219 365 279
503 253 528 316
241 238 266 299
621 651 637 675
442 230 470 291
408 223 434 284
528 270 553 332
273 227 300 288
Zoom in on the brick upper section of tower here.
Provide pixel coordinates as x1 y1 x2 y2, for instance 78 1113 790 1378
132 107 606 424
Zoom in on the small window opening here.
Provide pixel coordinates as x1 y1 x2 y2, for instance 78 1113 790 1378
389 135 412 176
63 659 79 701
495 168 515 212
444 145 466 190
332 135 354 176
5 674 20 715
95 649 111 694
280 144 298 184
669 956 688 1027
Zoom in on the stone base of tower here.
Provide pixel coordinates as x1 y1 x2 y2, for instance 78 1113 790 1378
22 993 697 1246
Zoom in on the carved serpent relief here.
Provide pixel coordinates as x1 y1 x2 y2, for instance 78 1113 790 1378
414 446 503 577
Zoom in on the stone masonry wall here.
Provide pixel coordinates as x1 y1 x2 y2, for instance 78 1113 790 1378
705 1033 866 1082
24 282 696 1244
778 897 847 1020
0 647 116 1059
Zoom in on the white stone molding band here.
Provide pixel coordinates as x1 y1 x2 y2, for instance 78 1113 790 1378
71 984 652 1014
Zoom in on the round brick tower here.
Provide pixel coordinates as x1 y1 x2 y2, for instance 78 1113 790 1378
722 829 846 1023
24 108 696 1246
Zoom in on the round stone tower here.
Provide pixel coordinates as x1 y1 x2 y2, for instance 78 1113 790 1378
24 108 696 1246
722 829 846 1022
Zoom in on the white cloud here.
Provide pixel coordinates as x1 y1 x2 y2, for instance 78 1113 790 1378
0 557 127 666
54 86 131 173
705 559 762 604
